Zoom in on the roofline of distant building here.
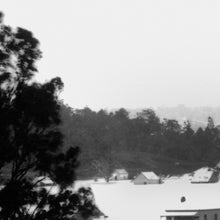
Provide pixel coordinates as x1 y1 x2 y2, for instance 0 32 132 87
165 209 220 212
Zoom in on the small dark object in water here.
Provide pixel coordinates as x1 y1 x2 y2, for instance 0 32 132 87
181 196 186 203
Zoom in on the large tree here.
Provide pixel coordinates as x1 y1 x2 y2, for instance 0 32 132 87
0 12 101 219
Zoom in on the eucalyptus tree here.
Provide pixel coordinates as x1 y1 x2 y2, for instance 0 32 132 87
0 12 101 220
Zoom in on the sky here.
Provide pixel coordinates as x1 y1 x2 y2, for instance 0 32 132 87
1 0 220 110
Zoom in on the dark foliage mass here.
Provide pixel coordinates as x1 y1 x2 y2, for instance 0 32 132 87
61 105 220 178
0 12 101 219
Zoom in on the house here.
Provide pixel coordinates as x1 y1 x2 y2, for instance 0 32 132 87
133 171 160 184
33 176 60 195
111 169 128 180
33 176 54 186
191 167 219 183
161 208 220 220
161 195 220 220
215 162 220 170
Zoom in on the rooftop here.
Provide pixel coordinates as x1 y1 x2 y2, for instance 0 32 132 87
141 171 160 180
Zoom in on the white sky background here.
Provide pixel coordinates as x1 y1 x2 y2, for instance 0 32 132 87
1 0 220 110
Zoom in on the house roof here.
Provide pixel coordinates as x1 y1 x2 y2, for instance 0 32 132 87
162 209 220 217
33 176 54 185
114 169 128 174
164 202 220 212
141 171 160 180
191 167 214 182
166 209 220 212
161 211 198 217
216 162 220 168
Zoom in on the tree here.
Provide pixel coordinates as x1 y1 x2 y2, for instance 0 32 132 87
161 119 182 158
114 108 129 119
182 121 194 137
162 119 181 134
0 12 102 219
177 121 195 161
92 158 113 182
137 109 161 135
207 116 215 130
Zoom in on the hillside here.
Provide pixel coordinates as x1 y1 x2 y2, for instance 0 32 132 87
60 104 220 180
77 151 208 179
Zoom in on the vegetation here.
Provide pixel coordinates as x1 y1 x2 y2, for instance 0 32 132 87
60 105 220 179
0 12 101 219
0 9 219 218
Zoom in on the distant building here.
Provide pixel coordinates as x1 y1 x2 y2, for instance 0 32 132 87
191 167 219 183
161 194 220 220
161 208 220 220
133 171 160 185
215 162 220 170
33 176 54 186
111 169 128 180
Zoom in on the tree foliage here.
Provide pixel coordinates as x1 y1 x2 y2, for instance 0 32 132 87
0 12 102 219
60 105 220 177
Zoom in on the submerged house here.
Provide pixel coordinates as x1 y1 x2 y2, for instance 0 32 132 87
33 176 54 186
111 169 128 180
191 167 219 184
161 208 220 220
215 162 220 170
133 171 160 185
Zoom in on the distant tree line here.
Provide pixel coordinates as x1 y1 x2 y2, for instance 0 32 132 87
60 105 220 178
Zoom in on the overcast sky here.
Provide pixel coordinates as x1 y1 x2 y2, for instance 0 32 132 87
1 0 220 110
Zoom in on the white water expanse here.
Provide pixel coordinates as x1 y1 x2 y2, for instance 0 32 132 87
76 178 220 220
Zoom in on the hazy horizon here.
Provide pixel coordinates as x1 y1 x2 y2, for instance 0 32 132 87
2 0 220 110
63 104 220 112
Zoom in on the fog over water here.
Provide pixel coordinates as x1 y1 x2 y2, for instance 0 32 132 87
1 0 220 110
